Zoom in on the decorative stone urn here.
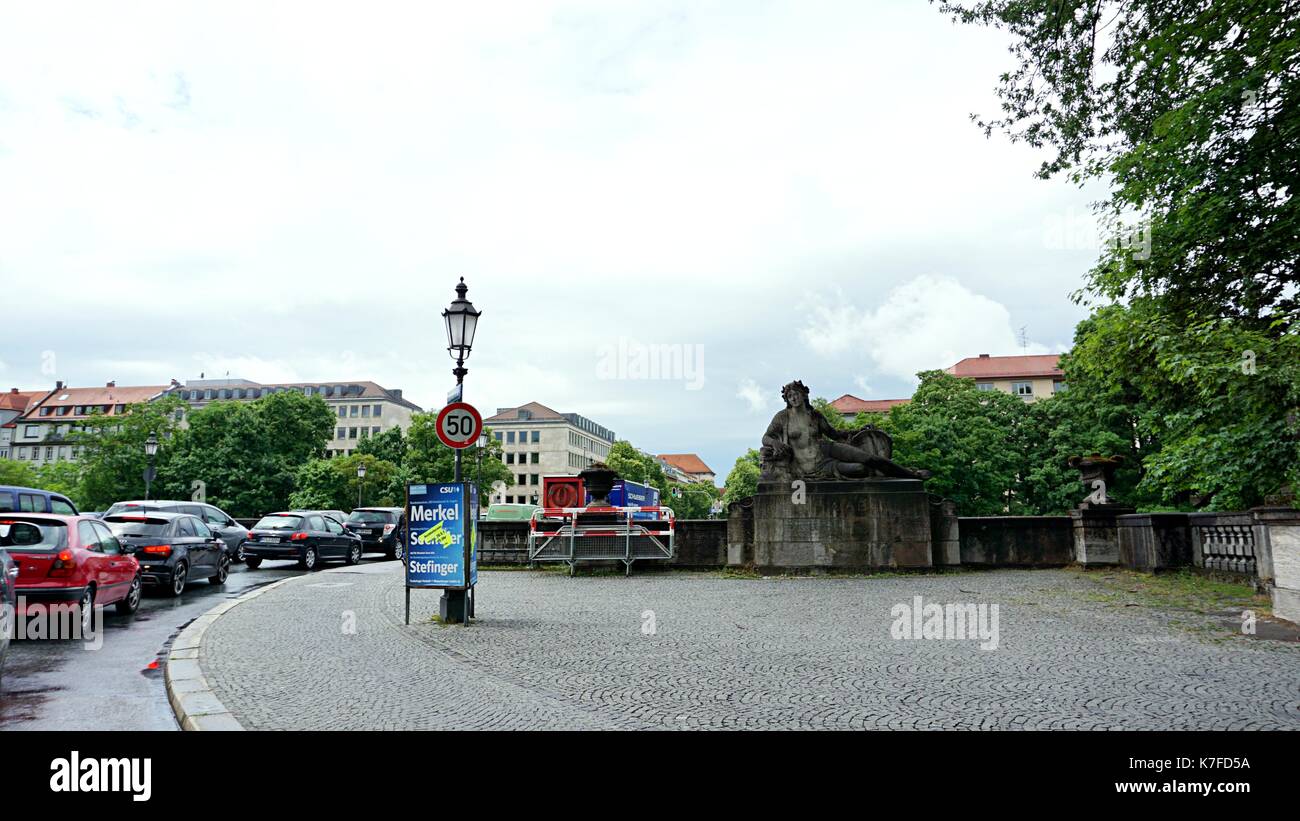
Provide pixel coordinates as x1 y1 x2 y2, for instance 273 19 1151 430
578 462 619 508
1067 453 1125 508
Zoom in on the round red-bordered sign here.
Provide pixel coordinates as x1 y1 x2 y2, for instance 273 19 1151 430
435 402 483 449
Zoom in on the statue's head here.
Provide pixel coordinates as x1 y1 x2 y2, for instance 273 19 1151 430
780 380 811 410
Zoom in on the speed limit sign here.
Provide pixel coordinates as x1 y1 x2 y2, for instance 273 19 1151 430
435 402 483 449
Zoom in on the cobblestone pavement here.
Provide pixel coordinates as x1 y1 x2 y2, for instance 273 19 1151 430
201 565 1300 730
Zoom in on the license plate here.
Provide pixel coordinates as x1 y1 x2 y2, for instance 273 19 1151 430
262 537 281 544
359 530 372 536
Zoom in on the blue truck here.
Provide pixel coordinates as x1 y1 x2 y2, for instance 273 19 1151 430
591 479 661 519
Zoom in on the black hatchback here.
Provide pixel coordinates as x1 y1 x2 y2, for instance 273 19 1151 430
344 507 407 560
103 511 231 597
243 512 362 571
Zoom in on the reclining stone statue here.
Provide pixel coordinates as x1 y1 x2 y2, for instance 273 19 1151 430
759 380 931 483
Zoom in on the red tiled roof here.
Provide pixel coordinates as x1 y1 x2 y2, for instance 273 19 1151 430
946 354 1063 380
828 395 910 415
658 453 714 476
20 384 167 421
0 390 42 413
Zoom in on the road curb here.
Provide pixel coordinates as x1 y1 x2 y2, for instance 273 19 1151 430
165 575 299 731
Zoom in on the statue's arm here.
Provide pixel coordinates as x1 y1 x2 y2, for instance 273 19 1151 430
761 413 789 453
816 410 850 441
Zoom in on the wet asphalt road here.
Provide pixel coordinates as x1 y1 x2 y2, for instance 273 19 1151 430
0 554 395 731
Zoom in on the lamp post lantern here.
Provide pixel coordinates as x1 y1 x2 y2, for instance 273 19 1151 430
144 431 159 501
442 278 480 484
356 462 367 509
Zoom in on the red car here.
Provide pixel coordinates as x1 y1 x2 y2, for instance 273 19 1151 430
2 514 142 632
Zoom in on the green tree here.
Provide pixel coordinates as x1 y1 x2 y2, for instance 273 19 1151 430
722 448 761 507
291 453 401 511
886 371 1031 516
0 460 37 488
666 480 717 519
72 396 187 510
155 394 335 517
33 461 86 509
356 425 406 468
405 414 512 502
603 440 670 500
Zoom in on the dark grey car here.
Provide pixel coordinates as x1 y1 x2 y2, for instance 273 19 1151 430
104 500 248 560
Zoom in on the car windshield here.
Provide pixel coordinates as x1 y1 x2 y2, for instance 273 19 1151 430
0 519 68 550
348 511 394 524
105 517 171 537
254 515 303 531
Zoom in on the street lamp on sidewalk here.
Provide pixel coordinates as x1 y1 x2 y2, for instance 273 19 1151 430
356 462 367 509
144 431 159 501
442 277 481 484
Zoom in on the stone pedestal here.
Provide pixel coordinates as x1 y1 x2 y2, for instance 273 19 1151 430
1258 509 1300 624
726 498 754 567
928 496 961 567
1071 506 1134 566
1117 513 1191 572
751 479 932 573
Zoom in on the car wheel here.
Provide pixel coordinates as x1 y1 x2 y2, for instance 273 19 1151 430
393 542 405 561
244 556 262 570
208 555 230 585
77 586 96 634
345 542 361 566
299 546 318 571
235 542 247 563
115 574 142 615
167 562 188 597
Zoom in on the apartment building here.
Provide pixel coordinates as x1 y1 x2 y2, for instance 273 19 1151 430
0 388 47 460
945 354 1065 402
157 378 423 456
8 382 167 466
657 453 716 485
483 402 615 505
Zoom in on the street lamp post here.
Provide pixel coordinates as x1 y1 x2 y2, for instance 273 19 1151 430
356 463 367 509
441 278 481 624
442 277 481 485
144 431 159 501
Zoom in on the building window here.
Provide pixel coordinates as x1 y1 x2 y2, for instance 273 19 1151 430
18 447 27 459
975 382 994 391
494 432 502 442
349 427 358 439
337 427 346 439
350 405 359 417
517 474 526 486
530 474 539 486
338 407 347 418
506 453 515 465
507 432 515 444
531 452 539 464
45 447 54 461
39 407 52 417
24 425 38 437
1053 380 1068 393
1012 381 1033 397
373 405 382 417
531 430 540 443
372 427 379 435
362 405 371 417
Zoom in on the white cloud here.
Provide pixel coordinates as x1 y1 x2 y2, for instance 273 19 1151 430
800 275 1053 384
736 378 769 414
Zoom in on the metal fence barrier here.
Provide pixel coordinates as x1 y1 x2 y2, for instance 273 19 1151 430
528 506 675 575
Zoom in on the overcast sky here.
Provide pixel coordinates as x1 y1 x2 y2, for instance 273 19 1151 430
0 1 1107 479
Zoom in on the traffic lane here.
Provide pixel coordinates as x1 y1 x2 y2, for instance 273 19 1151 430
0 554 395 731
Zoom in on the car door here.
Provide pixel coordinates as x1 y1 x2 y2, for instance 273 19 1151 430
76 520 111 596
304 515 330 557
202 506 241 554
174 516 206 575
323 516 349 557
190 518 220 574
90 520 134 604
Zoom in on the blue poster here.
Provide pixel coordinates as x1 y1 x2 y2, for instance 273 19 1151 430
406 483 472 589
468 482 479 586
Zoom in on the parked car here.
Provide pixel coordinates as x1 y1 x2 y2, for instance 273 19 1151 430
0 486 79 515
290 509 347 526
103 511 230 596
103 500 248 560
344 507 407 560
3 514 141 634
244 512 362 570
0 544 15 687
